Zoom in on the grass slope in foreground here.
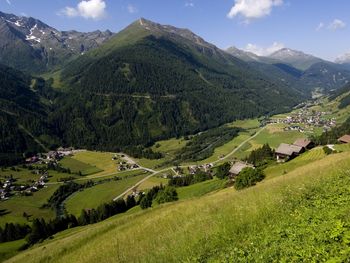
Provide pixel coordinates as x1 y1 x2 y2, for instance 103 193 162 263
7 151 350 262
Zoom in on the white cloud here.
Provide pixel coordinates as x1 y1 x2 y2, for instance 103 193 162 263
227 0 283 21
127 4 138 14
6 0 11 5
328 19 346 31
244 42 284 56
59 0 107 20
185 2 195 7
316 22 324 31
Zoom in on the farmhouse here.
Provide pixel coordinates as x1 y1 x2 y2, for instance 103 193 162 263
293 138 314 150
275 143 304 162
229 162 254 177
338 135 350 144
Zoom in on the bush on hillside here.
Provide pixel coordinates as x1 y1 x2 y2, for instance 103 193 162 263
245 144 275 166
234 168 265 190
216 162 231 179
155 186 178 204
323 146 334 155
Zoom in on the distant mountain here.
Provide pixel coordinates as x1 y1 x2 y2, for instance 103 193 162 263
226 46 350 92
267 48 323 70
335 53 350 64
226 46 280 64
226 46 261 62
298 62 350 92
0 11 113 73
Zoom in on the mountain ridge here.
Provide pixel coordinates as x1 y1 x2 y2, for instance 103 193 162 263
0 11 114 73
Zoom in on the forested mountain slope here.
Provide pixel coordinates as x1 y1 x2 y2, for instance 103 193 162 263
0 64 58 164
53 19 305 151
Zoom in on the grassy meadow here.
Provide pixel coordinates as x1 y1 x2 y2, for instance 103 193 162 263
0 185 59 227
65 172 150 216
6 150 350 263
60 157 102 176
69 151 119 177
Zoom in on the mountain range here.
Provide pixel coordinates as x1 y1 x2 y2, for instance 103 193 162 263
0 11 113 73
1 11 350 163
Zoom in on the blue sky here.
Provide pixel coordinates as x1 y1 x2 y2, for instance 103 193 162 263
1 0 349 61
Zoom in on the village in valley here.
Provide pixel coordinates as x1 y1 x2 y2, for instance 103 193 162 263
0 149 142 201
265 100 337 133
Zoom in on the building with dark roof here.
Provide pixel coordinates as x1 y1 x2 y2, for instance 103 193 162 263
275 143 304 162
229 162 254 177
293 138 314 149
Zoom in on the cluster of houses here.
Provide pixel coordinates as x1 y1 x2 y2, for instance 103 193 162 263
275 134 350 163
188 163 214 175
266 106 336 133
0 177 15 200
25 148 85 165
0 171 48 201
117 162 139 171
275 138 314 162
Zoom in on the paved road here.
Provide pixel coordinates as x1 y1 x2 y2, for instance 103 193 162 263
212 125 267 164
112 125 267 200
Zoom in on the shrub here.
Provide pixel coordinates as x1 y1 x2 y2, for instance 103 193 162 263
234 168 265 190
216 162 231 179
155 186 178 204
323 146 333 155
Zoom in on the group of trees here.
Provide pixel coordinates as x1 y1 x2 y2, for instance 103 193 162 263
0 223 30 243
123 146 163 160
215 162 231 179
168 172 213 187
140 185 178 209
43 181 94 212
175 127 240 162
26 215 78 245
16 197 137 246
245 144 275 166
234 168 265 190
78 197 135 225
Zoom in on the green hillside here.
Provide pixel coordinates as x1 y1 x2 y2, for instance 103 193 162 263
6 150 350 262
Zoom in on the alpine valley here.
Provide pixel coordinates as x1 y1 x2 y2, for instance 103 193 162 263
3 6 350 263
1 12 349 164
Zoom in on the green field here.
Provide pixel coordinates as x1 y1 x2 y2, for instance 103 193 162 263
60 157 102 176
176 178 227 200
0 184 59 227
0 239 26 262
65 172 150 216
69 151 119 177
136 176 168 192
7 150 350 263
0 167 78 185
